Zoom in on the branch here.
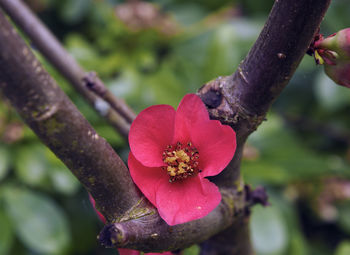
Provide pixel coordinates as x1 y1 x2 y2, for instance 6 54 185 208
83 72 135 123
99 188 247 252
0 0 135 138
0 9 264 253
198 0 331 254
0 0 332 253
0 10 140 220
89 0 332 253
199 0 332 187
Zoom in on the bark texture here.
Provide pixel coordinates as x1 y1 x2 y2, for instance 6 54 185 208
198 0 331 253
0 0 332 253
0 10 140 221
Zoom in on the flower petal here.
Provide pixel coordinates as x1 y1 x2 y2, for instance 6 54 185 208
191 120 236 177
118 249 173 255
128 152 168 206
155 176 221 225
174 94 209 143
325 62 350 88
129 105 176 167
89 194 106 224
118 249 140 255
147 252 174 255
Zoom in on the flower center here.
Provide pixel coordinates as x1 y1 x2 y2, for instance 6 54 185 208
162 141 201 183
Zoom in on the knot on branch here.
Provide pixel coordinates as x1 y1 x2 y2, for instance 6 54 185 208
199 85 223 109
198 76 233 124
83 72 107 96
245 185 269 208
198 75 266 136
99 224 127 248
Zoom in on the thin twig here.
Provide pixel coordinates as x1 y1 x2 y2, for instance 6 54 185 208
0 0 134 138
83 72 136 123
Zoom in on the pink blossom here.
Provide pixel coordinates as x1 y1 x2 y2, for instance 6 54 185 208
118 248 173 255
129 94 236 225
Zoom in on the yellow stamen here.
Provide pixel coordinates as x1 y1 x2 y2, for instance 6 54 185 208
175 150 190 163
162 142 201 182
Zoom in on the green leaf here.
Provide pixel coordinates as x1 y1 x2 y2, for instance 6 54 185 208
202 21 258 82
60 0 92 24
269 192 309 255
14 145 49 187
50 166 80 195
337 202 350 235
314 71 350 112
243 114 343 185
251 205 288 255
0 209 14 255
183 245 200 255
65 34 99 71
43 148 81 195
3 186 70 254
335 241 350 255
0 146 10 181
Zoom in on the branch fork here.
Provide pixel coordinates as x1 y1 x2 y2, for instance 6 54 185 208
0 0 332 253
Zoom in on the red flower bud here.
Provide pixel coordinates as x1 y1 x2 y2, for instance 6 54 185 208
314 28 350 88
324 62 350 88
315 28 350 59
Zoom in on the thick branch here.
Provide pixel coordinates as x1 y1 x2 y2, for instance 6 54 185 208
0 0 332 253
0 4 256 253
199 0 331 187
197 0 331 254
199 216 253 255
0 0 134 138
89 0 332 253
98 187 247 252
0 10 140 220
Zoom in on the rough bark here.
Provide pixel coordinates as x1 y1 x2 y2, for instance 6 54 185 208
99 187 247 252
0 10 140 221
0 8 254 252
198 0 331 254
0 0 332 253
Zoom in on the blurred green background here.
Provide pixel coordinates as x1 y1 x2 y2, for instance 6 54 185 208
0 0 350 254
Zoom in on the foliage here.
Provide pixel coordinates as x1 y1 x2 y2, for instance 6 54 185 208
0 0 349 254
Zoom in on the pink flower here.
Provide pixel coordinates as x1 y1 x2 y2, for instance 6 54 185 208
128 94 236 225
118 248 173 255
314 28 350 88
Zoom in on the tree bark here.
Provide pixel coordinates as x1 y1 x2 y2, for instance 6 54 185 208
0 10 140 221
0 0 332 253
0 8 252 251
198 0 331 254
